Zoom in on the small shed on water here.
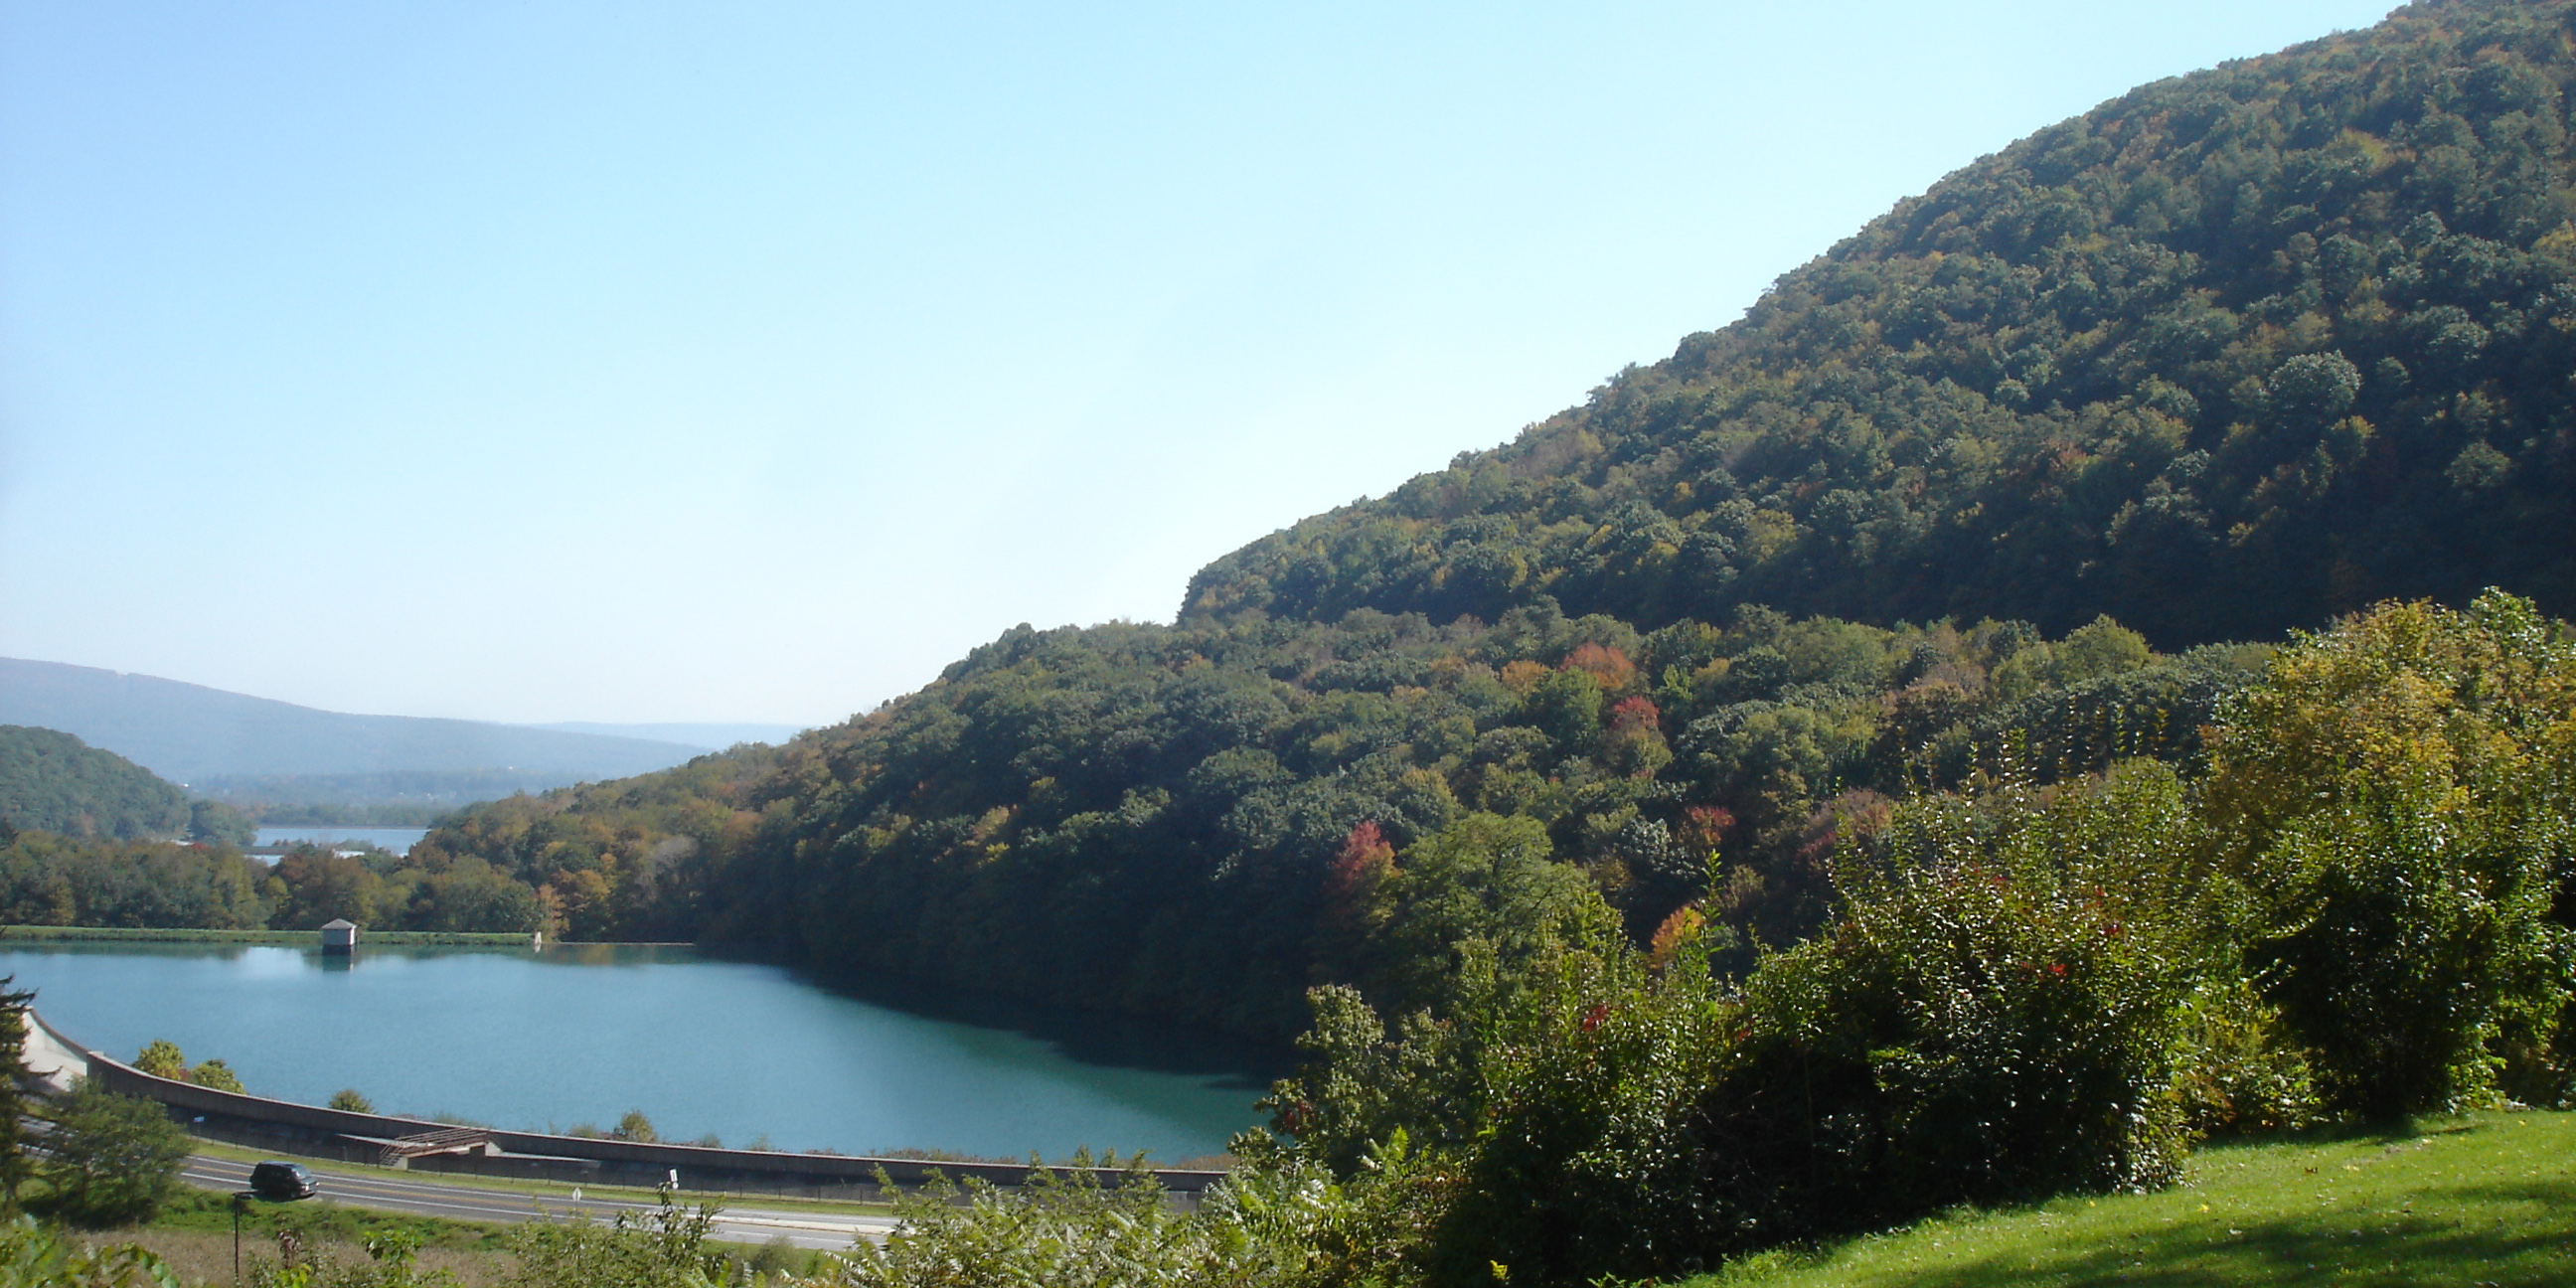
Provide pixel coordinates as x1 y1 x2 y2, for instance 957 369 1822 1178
320 918 359 955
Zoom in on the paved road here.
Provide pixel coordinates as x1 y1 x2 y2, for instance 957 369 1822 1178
183 1154 895 1251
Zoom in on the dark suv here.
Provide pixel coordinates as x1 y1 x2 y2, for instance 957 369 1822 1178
247 1161 319 1201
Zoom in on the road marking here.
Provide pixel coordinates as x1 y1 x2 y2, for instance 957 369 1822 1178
184 1153 892 1246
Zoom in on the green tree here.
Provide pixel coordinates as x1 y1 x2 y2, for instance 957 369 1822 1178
328 1088 375 1114
32 1081 190 1228
0 981 35 1212
611 1110 657 1144
186 799 255 849
131 1041 186 1080
187 1058 242 1093
2208 592 2576 1115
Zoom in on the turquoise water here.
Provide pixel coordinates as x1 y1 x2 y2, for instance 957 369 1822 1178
6 943 1278 1163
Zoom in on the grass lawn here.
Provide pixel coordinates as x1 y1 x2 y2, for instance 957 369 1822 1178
1691 1108 2575 1287
105 1190 514 1287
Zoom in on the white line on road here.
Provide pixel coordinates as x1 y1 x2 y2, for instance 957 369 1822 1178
185 1155 892 1251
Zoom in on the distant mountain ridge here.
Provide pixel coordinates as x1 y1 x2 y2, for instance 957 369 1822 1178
524 721 809 750
0 658 712 785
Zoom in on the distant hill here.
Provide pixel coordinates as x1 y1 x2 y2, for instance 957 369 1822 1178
523 722 809 751
0 659 711 786
0 724 189 840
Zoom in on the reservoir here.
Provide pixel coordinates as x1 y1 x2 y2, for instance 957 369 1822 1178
252 827 431 855
6 942 1278 1164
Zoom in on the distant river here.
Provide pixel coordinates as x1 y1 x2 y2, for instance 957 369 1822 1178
6 943 1279 1163
253 827 430 854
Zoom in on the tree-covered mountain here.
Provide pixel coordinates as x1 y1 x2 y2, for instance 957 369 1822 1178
0 725 191 842
419 0 2576 1040
1186 0 2576 647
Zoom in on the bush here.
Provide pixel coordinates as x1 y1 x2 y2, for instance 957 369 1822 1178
187 1058 242 1093
503 1191 737 1288
2251 787 2563 1116
1427 938 1733 1286
32 1080 190 1228
132 1041 185 1080
2209 592 2576 1117
0 1213 177 1288
1695 766 2211 1244
834 1159 1321 1288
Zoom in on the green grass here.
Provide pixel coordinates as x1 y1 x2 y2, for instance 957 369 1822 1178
1690 1108 2576 1287
0 925 533 946
150 1188 509 1254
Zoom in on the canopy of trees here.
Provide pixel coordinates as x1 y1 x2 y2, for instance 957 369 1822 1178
416 604 2249 1036
0 725 189 842
1184 0 2576 648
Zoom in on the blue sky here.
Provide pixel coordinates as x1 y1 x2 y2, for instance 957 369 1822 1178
0 0 2396 725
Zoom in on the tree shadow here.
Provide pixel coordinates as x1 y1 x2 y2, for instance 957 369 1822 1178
803 964 1290 1090
1929 1175 2573 1286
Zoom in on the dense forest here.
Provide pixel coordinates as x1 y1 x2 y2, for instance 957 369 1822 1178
0 724 539 931
1187 0 2576 646
411 0 2576 1043
0 831 547 935
0 724 249 845
419 606 2248 1035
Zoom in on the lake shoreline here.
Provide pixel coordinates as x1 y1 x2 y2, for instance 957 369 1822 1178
0 925 605 947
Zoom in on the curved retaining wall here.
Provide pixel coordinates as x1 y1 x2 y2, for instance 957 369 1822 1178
41 1011 1226 1195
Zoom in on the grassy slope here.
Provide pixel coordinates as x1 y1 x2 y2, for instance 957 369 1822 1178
1695 1110 2575 1288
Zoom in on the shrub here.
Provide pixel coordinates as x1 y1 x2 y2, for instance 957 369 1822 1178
131 1041 185 1080
0 1213 177 1288
187 1058 243 1093
2208 592 2576 1117
32 1080 190 1228
833 1159 1326 1288
1695 765 2211 1244
503 1191 737 1288
1427 938 1733 1286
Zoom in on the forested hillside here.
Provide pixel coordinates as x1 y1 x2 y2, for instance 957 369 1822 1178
0 725 191 842
1187 0 2576 646
417 0 2576 1043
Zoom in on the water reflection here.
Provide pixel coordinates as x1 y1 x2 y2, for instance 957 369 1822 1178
817 971 1287 1092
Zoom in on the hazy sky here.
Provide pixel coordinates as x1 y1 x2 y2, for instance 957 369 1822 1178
1 0 2395 726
